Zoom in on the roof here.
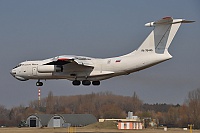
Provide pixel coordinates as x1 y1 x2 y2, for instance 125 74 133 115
61 114 97 126
28 114 97 126
34 114 53 126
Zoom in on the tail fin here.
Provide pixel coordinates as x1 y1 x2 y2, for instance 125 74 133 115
136 17 194 54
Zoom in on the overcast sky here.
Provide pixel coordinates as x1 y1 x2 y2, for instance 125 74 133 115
0 0 200 108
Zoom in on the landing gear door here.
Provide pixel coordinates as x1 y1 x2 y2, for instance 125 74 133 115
32 67 37 76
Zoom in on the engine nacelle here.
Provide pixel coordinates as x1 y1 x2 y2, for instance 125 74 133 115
37 65 62 73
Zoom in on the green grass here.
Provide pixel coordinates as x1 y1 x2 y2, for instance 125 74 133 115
84 121 118 129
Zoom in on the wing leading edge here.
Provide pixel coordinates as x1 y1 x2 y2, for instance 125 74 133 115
43 55 94 68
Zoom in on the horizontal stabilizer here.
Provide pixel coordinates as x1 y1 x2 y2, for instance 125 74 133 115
174 20 195 24
145 17 195 27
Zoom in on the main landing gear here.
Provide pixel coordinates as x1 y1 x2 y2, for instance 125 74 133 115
36 80 43 86
72 80 100 86
35 80 100 86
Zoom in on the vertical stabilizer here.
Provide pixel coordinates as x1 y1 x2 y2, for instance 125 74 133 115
134 17 194 55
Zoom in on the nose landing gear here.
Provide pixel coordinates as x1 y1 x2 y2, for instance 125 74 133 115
36 80 43 86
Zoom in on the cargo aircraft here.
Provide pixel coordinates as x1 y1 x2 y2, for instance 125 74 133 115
10 17 194 86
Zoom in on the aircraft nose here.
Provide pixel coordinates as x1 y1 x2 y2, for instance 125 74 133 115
10 69 16 76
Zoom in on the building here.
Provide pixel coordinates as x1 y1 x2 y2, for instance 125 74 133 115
99 111 140 123
99 111 143 130
26 114 97 127
118 122 143 130
27 114 51 127
117 111 143 129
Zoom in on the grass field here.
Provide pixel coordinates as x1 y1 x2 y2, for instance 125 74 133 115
0 127 200 133
0 122 199 133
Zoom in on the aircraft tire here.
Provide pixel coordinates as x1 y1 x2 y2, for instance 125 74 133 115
92 81 100 86
82 80 91 86
72 80 81 86
36 82 43 86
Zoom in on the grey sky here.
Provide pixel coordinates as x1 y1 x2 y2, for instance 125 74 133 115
0 0 200 108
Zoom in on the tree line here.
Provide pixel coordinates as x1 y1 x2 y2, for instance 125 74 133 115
0 88 200 129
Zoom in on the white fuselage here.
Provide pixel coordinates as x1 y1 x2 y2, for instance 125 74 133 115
10 51 172 82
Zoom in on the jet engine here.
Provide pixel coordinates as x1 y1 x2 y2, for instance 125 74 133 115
37 65 62 73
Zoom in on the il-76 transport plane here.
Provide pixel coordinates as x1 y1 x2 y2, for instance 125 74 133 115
10 17 194 86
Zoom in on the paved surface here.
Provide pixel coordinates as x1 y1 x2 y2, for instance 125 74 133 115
0 127 200 133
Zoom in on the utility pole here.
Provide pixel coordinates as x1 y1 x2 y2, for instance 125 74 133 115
38 88 41 107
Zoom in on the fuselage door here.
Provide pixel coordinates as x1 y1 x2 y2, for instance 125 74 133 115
32 67 37 76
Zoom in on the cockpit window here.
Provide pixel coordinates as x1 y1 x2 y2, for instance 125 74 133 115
13 64 22 69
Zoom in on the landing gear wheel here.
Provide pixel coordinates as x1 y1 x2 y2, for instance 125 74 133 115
36 82 43 86
82 80 91 86
92 81 100 86
72 80 81 86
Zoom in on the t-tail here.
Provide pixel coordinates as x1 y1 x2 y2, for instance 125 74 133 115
134 17 194 56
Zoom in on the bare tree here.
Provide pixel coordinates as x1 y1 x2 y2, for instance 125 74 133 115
46 91 54 113
186 88 200 129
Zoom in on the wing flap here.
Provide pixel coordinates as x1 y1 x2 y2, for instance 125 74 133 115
74 60 94 67
89 71 114 76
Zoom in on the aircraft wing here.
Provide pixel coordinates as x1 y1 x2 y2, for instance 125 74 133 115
43 55 94 67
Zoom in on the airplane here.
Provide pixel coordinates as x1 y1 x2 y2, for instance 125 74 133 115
10 17 194 86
